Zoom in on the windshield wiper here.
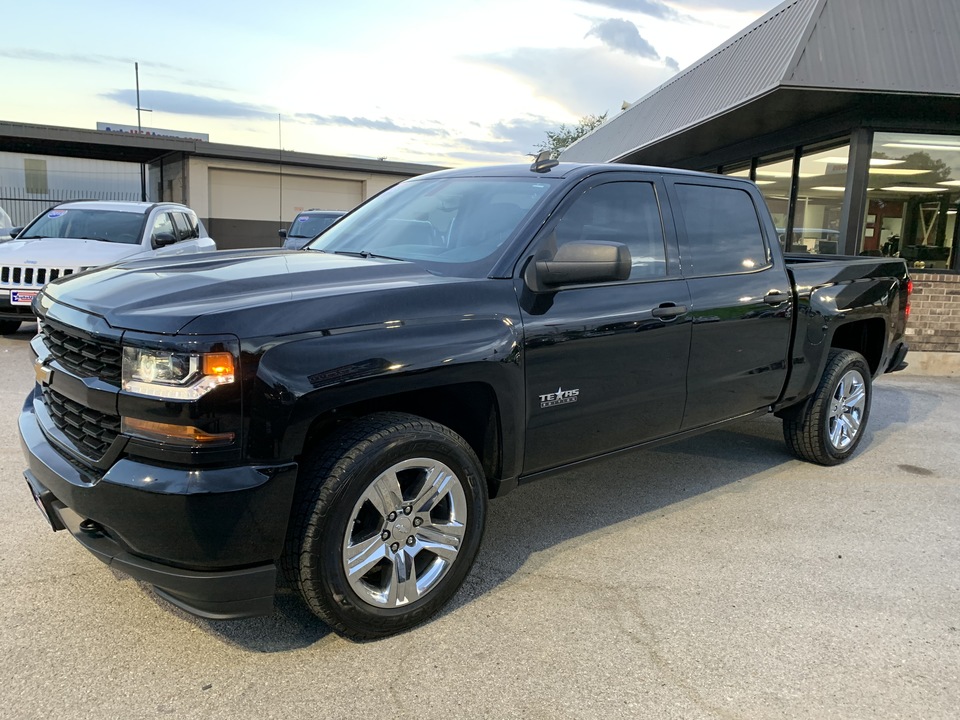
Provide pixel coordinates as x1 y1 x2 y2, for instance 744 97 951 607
332 250 403 261
78 236 111 242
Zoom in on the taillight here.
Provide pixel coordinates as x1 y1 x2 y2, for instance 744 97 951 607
905 278 913 318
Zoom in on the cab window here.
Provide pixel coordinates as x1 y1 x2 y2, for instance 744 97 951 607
674 184 769 276
553 181 667 280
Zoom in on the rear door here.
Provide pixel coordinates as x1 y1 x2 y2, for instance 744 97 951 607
518 172 692 474
665 177 793 430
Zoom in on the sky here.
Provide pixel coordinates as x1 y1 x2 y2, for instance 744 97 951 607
2 0 783 168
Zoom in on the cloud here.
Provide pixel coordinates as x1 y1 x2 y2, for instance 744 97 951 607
456 116 558 156
586 19 660 59
665 55 680 71
476 47 676 117
101 89 451 137
675 0 779 10
0 48 181 71
296 114 449 137
102 89 277 120
578 0 680 19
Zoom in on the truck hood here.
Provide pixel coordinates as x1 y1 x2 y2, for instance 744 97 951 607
42 249 461 335
0 237 143 266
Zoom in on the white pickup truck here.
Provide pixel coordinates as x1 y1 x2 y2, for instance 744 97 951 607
0 200 216 334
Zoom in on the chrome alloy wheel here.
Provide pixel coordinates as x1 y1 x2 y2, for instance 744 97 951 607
827 369 867 451
342 458 468 608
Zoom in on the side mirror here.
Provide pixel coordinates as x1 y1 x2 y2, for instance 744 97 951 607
8 227 23 238
526 241 631 291
278 229 287 239
153 232 177 247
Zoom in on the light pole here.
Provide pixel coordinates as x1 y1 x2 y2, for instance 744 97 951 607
135 62 152 201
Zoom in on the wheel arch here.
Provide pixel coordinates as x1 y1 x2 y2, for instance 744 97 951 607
828 317 887 376
291 381 511 498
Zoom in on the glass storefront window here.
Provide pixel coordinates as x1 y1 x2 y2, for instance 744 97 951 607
865 132 960 270
788 144 850 255
752 154 793 244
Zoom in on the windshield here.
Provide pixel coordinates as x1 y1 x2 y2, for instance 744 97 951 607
288 213 343 238
307 176 557 277
20 208 145 244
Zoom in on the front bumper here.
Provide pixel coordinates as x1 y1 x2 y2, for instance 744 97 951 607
20 395 299 620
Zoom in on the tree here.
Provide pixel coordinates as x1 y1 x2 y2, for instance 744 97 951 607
537 113 608 159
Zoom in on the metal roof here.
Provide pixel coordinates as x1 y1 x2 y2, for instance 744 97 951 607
0 120 443 177
561 0 960 164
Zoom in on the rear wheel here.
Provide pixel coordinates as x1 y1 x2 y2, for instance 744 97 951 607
783 348 872 465
0 320 21 334
285 412 487 639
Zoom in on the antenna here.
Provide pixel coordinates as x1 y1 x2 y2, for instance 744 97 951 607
530 150 559 173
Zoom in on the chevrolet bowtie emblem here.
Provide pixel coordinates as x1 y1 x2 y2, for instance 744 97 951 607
34 359 52 386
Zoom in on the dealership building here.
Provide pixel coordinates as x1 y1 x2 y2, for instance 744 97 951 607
0 121 440 248
563 0 960 366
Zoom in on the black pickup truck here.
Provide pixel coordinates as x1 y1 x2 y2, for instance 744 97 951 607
20 160 910 639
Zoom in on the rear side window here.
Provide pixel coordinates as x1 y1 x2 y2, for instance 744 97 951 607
554 181 666 280
674 184 768 276
173 212 200 240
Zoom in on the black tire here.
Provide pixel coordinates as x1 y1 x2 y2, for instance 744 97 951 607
284 412 487 639
783 348 872 465
0 320 21 335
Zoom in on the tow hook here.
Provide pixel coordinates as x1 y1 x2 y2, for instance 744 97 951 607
78 519 103 536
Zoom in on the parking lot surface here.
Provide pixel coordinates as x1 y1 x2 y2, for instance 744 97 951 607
1 322 958 720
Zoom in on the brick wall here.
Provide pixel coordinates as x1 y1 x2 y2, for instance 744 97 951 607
905 273 960 353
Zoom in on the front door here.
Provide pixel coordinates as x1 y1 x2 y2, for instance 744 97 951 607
518 175 692 475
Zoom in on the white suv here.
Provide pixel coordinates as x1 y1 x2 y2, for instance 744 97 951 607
0 200 216 334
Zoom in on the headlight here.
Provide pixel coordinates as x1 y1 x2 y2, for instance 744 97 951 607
122 347 235 399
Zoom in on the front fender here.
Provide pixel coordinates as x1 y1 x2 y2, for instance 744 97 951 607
245 314 525 475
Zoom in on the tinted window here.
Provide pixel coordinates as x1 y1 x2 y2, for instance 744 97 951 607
675 184 767 276
173 211 199 240
289 213 343 239
554 181 666 280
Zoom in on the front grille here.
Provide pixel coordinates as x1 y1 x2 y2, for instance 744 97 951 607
42 322 122 383
1 265 78 288
42 386 121 460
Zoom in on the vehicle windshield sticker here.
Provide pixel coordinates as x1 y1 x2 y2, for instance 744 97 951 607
297 216 309 221
47 210 67 218
540 387 579 408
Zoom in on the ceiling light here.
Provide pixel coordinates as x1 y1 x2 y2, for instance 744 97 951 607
938 180 960 187
868 168 930 176
881 186 945 193
814 156 851 164
756 171 817 178
883 142 960 152
753 180 775 185
811 186 846 192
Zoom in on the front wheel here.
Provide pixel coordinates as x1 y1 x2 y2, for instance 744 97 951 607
783 348 872 465
285 412 487 639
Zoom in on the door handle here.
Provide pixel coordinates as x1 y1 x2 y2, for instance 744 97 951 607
651 303 688 319
763 291 791 305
